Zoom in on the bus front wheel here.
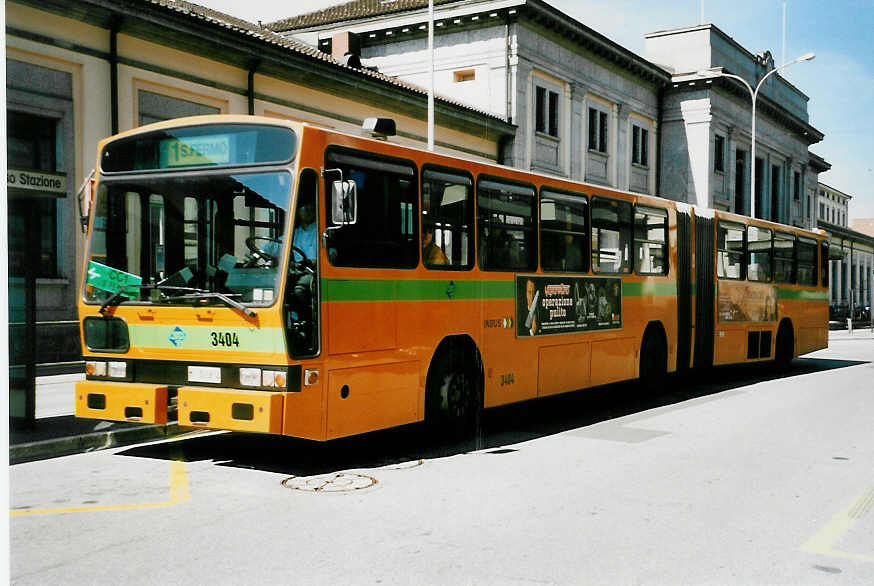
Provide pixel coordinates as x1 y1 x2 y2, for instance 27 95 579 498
425 346 482 447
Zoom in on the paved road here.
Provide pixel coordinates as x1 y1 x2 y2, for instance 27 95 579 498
10 335 874 585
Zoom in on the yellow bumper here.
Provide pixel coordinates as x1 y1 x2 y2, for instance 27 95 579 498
177 387 284 434
75 380 169 424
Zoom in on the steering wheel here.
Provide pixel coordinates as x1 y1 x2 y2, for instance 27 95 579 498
245 236 282 262
289 244 315 274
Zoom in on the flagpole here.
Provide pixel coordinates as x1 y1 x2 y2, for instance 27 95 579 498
427 0 435 151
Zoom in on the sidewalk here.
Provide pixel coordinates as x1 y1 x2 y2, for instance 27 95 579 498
827 325 874 340
9 372 183 464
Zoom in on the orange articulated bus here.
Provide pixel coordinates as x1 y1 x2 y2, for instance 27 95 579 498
75 115 829 440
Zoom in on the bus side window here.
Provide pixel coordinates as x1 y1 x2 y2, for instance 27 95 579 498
797 237 818 286
747 226 772 282
324 149 417 268
540 189 587 273
634 206 667 275
422 167 473 270
774 232 796 284
591 197 632 274
477 178 537 271
717 222 745 280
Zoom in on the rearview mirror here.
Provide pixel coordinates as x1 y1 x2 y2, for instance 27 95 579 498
331 179 358 226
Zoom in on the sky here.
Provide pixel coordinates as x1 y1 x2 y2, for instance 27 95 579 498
197 0 874 220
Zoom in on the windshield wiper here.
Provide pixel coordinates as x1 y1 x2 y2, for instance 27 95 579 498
175 291 257 318
99 290 131 314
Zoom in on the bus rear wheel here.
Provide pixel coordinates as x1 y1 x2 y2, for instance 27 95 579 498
775 321 794 371
639 327 667 394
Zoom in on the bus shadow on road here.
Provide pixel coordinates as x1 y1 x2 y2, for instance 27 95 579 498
117 356 868 477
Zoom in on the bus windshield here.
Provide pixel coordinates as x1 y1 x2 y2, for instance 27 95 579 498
84 170 292 309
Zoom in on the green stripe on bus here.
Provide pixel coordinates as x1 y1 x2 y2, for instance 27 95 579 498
621 281 678 297
322 278 515 302
323 277 678 302
777 288 829 302
128 324 286 352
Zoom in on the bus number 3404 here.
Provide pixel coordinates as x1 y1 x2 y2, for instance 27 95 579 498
210 331 240 348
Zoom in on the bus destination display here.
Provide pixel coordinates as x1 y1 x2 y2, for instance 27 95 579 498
160 134 231 168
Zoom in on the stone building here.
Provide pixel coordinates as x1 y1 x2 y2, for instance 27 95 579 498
817 183 851 228
270 0 671 194
821 224 874 318
644 24 825 225
814 185 873 318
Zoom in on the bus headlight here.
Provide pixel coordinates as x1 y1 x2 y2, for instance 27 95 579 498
239 368 261 387
108 361 127 378
239 367 287 389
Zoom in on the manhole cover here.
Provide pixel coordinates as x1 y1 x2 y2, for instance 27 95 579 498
282 472 378 493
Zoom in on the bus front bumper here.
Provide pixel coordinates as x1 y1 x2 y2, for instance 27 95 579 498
177 387 284 434
75 380 169 424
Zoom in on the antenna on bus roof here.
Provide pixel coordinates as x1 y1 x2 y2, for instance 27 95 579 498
362 117 396 140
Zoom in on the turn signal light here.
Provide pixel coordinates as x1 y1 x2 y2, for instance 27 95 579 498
262 370 287 389
85 361 107 376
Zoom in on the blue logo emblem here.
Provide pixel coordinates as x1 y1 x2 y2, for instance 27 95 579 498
446 280 457 300
169 326 187 347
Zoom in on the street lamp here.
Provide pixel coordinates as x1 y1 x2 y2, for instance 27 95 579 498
699 52 814 218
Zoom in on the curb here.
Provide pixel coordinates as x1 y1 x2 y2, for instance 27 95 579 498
10 423 188 465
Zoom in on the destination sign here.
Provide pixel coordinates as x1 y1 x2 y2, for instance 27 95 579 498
160 134 231 167
87 261 142 295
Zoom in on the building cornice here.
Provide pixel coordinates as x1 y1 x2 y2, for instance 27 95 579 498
808 152 831 173
272 0 671 87
670 72 824 145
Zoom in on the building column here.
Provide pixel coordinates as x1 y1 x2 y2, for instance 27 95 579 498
835 258 842 305
610 102 621 188
569 84 585 182
844 253 853 307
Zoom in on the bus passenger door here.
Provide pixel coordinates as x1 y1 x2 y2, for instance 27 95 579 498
286 168 320 357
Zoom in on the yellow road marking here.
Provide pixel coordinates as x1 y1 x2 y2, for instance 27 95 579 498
10 459 189 517
803 483 874 563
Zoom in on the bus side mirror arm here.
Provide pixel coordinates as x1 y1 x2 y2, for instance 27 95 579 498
76 169 96 235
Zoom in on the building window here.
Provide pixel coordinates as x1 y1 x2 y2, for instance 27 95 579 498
7 111 60 278
793 171 801 200
138 89 220 126
453 69 475 83
714 135 725 173
632 125 649 167
535 86 559 137
588 107 608 153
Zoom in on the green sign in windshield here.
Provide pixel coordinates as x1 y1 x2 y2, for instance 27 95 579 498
87 261 142 295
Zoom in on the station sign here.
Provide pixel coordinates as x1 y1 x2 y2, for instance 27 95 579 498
7 169 67 196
